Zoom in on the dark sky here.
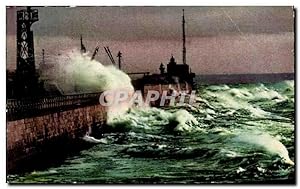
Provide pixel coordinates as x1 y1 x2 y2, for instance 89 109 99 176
6 6 294 74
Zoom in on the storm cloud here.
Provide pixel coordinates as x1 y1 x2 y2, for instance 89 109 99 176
6 6 294 74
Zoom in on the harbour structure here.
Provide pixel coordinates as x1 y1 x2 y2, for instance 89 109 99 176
13 6 45 98
6 7 107 172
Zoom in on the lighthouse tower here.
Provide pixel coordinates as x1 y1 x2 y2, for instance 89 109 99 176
15 7 40 97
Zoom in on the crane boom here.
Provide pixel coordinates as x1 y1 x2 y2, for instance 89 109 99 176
91 46 99 61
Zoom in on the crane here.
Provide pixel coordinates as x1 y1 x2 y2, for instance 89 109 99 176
91 46 99 61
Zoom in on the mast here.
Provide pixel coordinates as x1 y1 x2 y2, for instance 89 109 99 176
182 9 186 65
117 51 122 70
42 49 45 64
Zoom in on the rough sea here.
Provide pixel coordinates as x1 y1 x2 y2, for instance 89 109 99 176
7 80 295 184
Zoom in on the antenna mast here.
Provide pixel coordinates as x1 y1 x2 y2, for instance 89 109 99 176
117 51 122 70
182 9 186 65
42 49 45 64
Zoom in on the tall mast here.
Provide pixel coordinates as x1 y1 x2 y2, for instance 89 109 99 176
182 9 186 65
42 49 45 64
117 51 122 70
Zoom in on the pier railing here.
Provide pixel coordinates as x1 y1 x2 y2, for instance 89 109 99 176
6 93 101 121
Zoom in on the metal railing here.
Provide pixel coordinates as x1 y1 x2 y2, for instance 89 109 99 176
6 93 101 121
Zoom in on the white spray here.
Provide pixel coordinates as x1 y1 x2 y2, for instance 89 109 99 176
46 50 134 122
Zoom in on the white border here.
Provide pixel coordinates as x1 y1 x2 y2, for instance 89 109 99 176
1 0 298 189
1 0 296 6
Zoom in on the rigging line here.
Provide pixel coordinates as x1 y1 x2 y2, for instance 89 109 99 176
104 47 111 63
222 8 257 51
104 47 115 65
107 47 116 64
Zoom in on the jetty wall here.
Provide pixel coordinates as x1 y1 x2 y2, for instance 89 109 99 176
6 94 106 172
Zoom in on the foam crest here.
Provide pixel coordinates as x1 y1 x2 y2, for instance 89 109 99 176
234 133 294 166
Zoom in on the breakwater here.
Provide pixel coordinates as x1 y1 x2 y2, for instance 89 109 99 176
6 93 107 172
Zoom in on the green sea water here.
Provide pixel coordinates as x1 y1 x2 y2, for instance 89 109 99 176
7 80 295 184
